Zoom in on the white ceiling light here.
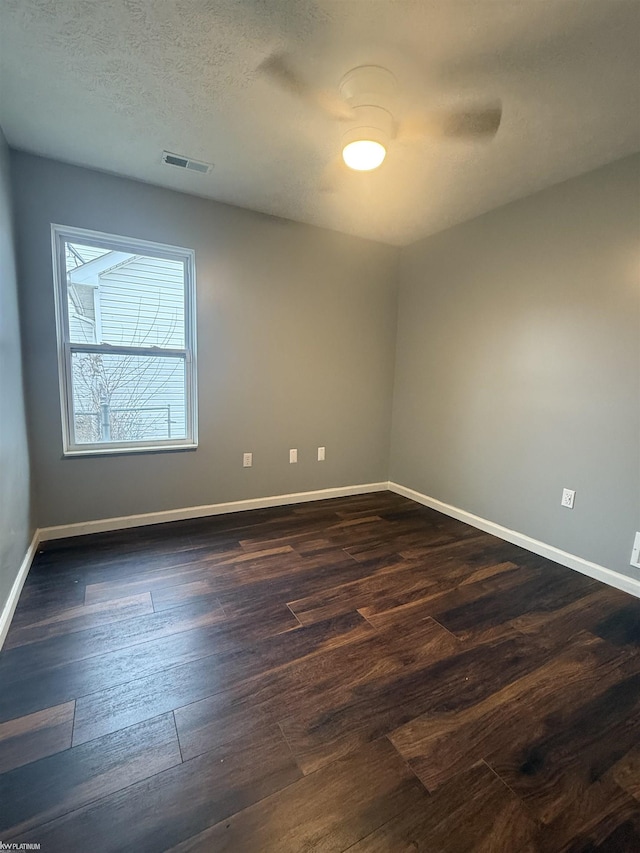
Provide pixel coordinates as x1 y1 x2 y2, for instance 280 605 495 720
341 116 391 172
338 67 396 173
342 139 386 171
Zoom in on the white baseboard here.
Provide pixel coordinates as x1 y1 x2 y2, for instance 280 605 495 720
389 482 640 599
0 530 41 650
38 482 389 542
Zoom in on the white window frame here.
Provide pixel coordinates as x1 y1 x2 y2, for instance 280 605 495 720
52 224 198 456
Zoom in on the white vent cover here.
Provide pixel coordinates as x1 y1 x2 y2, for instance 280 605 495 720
161 151 213 174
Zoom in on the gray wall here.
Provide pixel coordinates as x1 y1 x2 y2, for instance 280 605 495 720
391 153 640 579
0 129 33 612
11 152 399 528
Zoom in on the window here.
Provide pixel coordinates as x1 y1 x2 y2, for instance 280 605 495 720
52 225 197 455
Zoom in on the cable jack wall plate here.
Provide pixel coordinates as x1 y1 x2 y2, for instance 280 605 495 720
631 532 640 568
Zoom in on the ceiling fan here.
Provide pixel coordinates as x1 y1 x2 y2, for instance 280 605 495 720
257 54 502 180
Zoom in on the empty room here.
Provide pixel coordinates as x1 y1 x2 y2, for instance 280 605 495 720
1 1 639 850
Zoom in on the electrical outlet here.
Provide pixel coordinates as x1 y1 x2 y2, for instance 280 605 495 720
631 532 640 568
561 488 575 509
289 448 297 464
317 446 325 461
243 452 252 468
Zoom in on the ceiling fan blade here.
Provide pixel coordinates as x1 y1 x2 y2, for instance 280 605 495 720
257 53 307 97
257 53 354 120
400 102 502 141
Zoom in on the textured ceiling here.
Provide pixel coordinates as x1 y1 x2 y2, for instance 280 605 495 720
1 0 639 245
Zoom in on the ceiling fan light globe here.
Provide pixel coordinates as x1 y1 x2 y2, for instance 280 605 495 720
342 140 386 171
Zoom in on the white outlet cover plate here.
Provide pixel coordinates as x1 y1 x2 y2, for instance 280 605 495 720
243 452 252 467
631 532 640 568
289 449 297 464
561 488 575 509
318 446 325 461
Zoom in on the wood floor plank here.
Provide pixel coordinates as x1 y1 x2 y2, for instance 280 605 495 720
216 548 395 618
200 547 312 595
398 529 512 562
83 564 221 605
34 539 216 582
592 603 640 654
278 629 563 775
0 600 299 727
0 602 237 722
12 726 302 852
486 670 640 824
608 743 640 801
3 593 154 650
238 530 335 554
389 632 638 792
0 701 74 774
80 540 241 584
9 583 87 629
347 760 537 853
507 586 636 644
535 775 640 852
80 545 297 606
73 611 373 745
430 569 598 640
343 541 406 567
287 559 436 625
151 578 221 611
366 582 631 656
175 614 458 765
141 546 344 614
1 713 182 839
357 564 524 633
166 738 427 853
0 594 228 694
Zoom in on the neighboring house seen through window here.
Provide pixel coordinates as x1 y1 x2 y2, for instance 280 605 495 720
52 225 197 454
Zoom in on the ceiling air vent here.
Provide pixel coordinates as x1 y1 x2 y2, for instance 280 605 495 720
161 151 213 174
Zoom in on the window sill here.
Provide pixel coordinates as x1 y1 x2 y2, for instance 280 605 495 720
62 443 198 458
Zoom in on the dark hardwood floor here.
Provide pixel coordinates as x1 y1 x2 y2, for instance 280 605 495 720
1 491 639 851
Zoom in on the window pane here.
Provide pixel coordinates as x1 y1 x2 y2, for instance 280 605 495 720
65 242 185 348
71 351 187 444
